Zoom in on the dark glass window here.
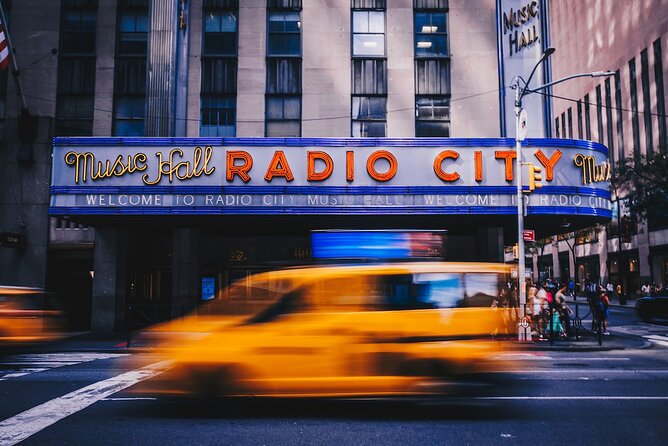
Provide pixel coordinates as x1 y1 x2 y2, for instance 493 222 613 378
596 85 603 144
561 111 566 139
415 96 450 137
629 58 641 160
56 0 98 136
266 1 301 136
352 0 386 7
267 11 301 56
414 12 447 57
577 100 583 139
352 59 387 94
641 48 654 156
654 39 667 153
201 4 238 137
352 96 386 137
584 93 591 140
555 117 560 138
614 70 625 158
605 77 614 167
567 107 573 138
414 2 449 137
113 0 148 136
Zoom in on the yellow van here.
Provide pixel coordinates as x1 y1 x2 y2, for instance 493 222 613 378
147 262 516 398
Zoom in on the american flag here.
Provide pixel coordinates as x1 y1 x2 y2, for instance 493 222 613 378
0 17 9 70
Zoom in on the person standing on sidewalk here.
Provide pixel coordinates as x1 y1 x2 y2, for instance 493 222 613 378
616 283 626 305
555 284 573 338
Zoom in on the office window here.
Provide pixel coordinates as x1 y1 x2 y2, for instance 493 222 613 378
201 2 238 137
267 11 300 56
266 1 301 137
414 2 449 137
352 3 386 137
641 49 654 157
352 11 385 56
113 0 148 136
605 77 614 167
596 85 603 144
584 93 591 140
614 70 625 159
561 111 566 139
654 39 667 153
555 117 560 138
56 0 98 136
577 100 583 139
567 107 573 138
629 58 641 159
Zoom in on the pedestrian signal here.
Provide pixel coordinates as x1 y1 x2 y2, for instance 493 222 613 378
527 163 542 192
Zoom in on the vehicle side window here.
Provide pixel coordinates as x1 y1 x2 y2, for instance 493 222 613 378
462 273 499 307
413 273 464 308
307 275 374 312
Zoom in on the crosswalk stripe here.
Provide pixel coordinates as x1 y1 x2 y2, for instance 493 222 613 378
0 353 128 381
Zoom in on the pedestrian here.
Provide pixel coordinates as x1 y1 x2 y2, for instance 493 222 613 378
600 289 611 335
555 284 573 337
642 282 652 296
616 283 626 305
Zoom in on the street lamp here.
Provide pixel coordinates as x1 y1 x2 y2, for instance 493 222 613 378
512 48 613 341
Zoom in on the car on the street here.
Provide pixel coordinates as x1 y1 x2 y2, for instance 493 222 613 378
142 262 516 399
0 286 63 345
636 295 668 322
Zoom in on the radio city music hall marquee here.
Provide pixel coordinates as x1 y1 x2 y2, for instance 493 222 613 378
49 138 612 218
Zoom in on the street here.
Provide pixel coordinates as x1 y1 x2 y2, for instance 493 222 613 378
1 306 668 446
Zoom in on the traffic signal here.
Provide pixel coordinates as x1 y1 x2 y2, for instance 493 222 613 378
527 163 542 192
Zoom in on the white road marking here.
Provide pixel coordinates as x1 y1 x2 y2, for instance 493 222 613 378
643 335 668 347
495 355 631 361
0 353 128 381
0 360 170 446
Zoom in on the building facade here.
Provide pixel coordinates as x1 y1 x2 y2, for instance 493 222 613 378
1 0 612 331
529 0 668 295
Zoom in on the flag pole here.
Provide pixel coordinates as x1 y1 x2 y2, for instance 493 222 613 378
0 2 27 111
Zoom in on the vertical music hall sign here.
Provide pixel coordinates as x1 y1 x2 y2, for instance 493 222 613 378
497 0 552 138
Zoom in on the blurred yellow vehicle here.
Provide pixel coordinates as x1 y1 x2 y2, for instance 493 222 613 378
0 286 63 345
145 262 516 398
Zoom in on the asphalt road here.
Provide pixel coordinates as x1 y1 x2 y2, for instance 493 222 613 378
1 307 667 446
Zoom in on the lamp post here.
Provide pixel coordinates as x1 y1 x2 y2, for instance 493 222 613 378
512 47 613 341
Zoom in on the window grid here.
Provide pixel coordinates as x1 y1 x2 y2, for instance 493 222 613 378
113 0 148 136
654 38 667 153
56 1 98 136
640 48 654 157
201 5 238 137
605 77 614 168
577 100 583 139
629 58 641 160
614 70 625 159
266 5 302 137
596 85 603 144
555 117 560 138
584 93 591 140
567 107 573 138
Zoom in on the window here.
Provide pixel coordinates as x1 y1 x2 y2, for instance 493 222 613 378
641 49 654 157
614 70 625 158
577 100 583 139
561 111 566 139
351 3 387 137
596 85 603 144
629 58 641 160
56 0 98 136
414 2 449 137
654 39 667 153
605 77 614 167
567 107 573 138
555 116 560 138
414 11 447 57
113 0 148 136
352 10 385 56
266 2 302 137
584 93 591 140
267 11 301 56
201 2 238 137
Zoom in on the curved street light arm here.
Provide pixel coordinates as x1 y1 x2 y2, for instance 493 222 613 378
527 71 614 94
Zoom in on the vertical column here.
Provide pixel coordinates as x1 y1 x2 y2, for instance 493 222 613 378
237 0 266 136
598 226 609 285
91 228 128 332
551 236 560 281
171 228 200 318
145 0 178 136
386 0 414 136
638 221 652 285
186 0 202 137
93 0 117 135
302 0 349 136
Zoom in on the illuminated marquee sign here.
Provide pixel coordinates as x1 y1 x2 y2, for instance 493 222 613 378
49 137 612 218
